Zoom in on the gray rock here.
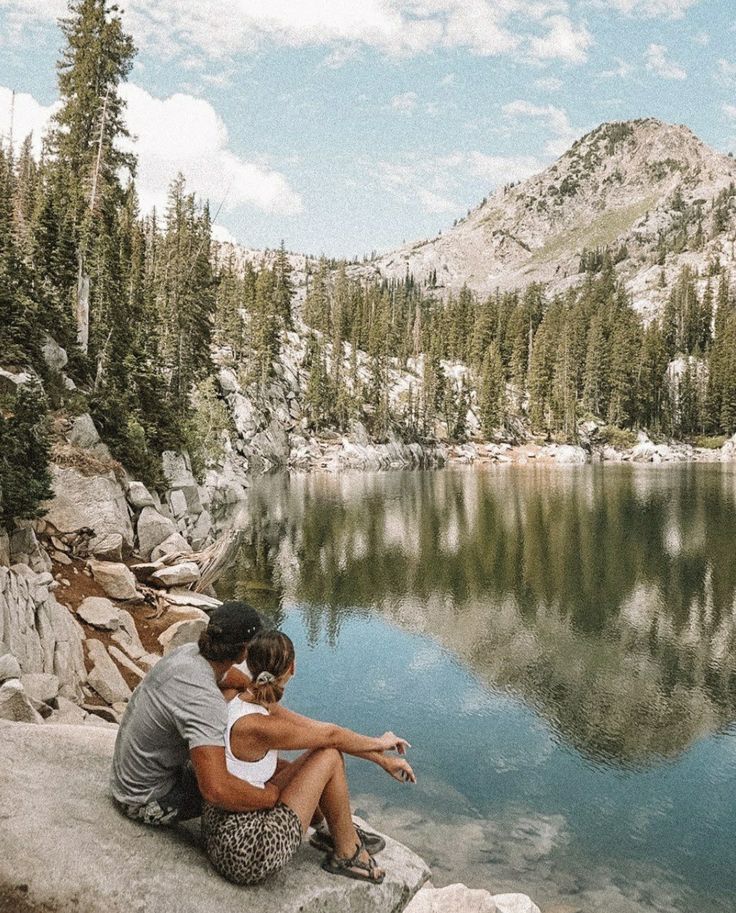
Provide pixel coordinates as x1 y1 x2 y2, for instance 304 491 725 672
189 509 212 550
0 530 9 567
0 367 33 395
0 651 22 683
10 526 51 574
20 672 60 704
150 532 193 563
110 631 146 661
0 566 87 702
158 619 207 654
0 722 429 913
151 562 201 588
161 451 197 490
0 680 44 723
492 896 541 913
167 488 189 519
406 884 498 913
82 703 121 724
88 560 139 601
127 481 156 510
116 609 144 652
179 485 203 516
51 549 74 565
108 645 145 680
77 597 120 631
86 639 132 704
68 413 101 449
47 696 88 725
136 507 178 560
44 466 135 558
91 533 125 562
42 337 69 373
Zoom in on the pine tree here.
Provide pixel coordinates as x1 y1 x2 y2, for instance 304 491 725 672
0 382 53 529
477 343 505 438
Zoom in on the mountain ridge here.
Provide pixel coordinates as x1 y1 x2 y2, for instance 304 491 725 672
341 118 736 316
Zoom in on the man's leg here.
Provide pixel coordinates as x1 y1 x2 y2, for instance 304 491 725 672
116 764 202 826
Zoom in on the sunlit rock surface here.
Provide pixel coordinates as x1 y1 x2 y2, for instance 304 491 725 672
0 722 430 913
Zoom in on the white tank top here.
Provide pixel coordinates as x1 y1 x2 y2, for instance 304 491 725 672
225 698 278 789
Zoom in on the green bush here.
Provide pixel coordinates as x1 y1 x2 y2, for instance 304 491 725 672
599 425 637 449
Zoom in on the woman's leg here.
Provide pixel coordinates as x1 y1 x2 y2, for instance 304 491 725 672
279 748 384 879
270 753 325 827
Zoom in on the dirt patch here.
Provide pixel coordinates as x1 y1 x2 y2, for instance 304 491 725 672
52 557 204 695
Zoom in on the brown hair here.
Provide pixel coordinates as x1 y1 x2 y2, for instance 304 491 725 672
246 630 295 705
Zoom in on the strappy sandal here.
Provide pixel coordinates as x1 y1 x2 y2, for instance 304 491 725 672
310 823 386 855
321 840 385 884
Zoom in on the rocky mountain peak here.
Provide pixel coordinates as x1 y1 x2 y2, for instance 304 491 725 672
365 118 736 314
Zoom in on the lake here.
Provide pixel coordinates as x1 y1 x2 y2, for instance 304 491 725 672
216 464 736 913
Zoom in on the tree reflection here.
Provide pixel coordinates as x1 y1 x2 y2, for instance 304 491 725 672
217 465 736 766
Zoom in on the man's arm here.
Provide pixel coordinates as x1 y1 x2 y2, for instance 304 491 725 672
190 745 280 812
218 664 250 694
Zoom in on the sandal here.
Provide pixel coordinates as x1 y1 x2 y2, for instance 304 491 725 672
311 823 386 855
321 840 385 884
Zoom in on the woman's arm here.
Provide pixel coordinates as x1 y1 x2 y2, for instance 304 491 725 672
231 705 408 759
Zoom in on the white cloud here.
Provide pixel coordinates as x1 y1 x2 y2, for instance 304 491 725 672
716 58 736 88
693 31 709 47
390 91 419 115
534 76 564 92
644 43 687 80
595 0 699 18
465 151 543 183
723 104 736 120
0 82 302 217
211 223 239 244
321 46 360 69
502 99 577 156
417 187 460 214
0 86 59 154
0 0 592 65
373 148 544 216
527 14 592 65
600 57 636 79
120 84 302 215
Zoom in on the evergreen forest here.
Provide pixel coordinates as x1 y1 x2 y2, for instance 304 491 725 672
2 0 736 529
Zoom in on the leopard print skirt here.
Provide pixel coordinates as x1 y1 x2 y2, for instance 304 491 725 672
202 800 303 885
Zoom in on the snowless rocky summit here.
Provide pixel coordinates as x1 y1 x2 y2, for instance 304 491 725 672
360 119 736 317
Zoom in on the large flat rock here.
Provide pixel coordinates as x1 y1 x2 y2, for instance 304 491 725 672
0 722 429 913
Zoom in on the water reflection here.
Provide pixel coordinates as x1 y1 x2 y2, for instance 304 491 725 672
217 465 736 766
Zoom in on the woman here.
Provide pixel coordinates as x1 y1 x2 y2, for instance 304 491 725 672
202 629 415 886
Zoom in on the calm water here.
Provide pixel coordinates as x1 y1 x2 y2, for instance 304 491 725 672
216 465 736 913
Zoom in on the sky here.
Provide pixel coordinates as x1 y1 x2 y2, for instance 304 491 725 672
0 0 735 259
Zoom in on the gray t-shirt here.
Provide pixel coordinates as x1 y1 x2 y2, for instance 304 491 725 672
110 643 228 805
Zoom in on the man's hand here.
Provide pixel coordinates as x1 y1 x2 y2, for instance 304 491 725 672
190 745 280 812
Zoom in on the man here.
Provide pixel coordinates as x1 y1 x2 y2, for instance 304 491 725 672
111 601 272 826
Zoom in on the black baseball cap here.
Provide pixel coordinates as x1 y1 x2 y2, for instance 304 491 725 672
207 601 264 645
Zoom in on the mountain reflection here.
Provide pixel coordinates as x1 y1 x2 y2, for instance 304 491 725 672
217 465 736 766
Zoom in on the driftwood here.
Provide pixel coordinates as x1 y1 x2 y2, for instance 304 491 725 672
131 530 242 616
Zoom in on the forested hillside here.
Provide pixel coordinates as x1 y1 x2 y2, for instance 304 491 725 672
2 1 736 531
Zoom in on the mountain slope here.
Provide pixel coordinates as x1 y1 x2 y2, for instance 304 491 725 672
362 119 736 314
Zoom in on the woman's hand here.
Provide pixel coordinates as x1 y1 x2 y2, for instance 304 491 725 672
382 755 417 784
377 731 411 754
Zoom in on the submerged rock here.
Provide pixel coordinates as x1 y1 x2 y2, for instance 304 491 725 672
0 722 430 913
